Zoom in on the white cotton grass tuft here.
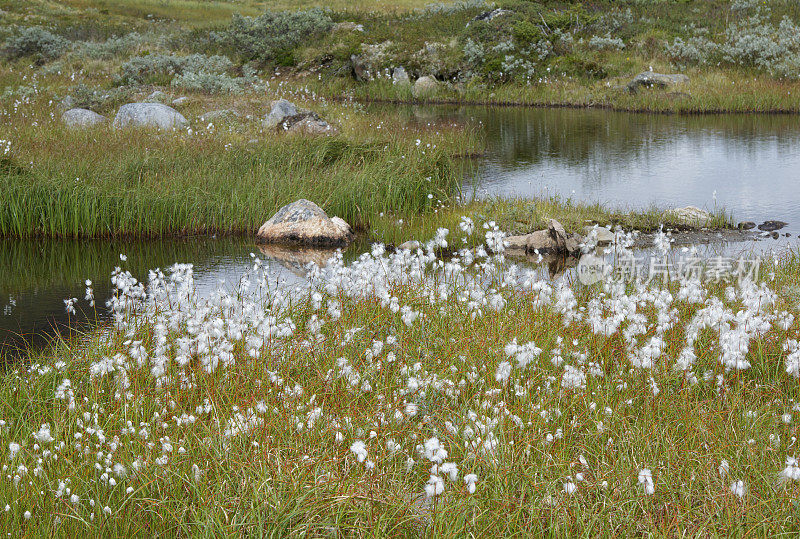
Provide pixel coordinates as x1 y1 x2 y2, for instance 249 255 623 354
638 468 655 495
730 480 746 499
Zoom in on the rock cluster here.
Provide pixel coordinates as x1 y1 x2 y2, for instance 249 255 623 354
263 99 334 135
504 219 584 256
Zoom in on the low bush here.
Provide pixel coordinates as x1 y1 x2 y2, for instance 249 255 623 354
211 10 333 64
2 26 69 63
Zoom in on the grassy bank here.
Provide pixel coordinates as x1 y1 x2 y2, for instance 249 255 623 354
370 198 733 248
0 100 476 238
5 1 800 114
2 227 800 535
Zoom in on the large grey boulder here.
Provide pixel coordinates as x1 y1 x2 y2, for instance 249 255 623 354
627 71 689 93
263 99 334 134
257 199 354 247
113 103 188 130
413 76 439 99
504 219 584 256
62 108 107 128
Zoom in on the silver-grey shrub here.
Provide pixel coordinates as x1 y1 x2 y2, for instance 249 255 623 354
211 10 333 62
587 34 625 51
120 53 234 84
3 26 69 62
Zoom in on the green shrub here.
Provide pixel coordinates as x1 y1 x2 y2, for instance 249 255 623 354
2 26 69 63
212 10 333 64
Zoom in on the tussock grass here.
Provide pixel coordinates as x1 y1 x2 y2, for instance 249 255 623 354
0 100 476 238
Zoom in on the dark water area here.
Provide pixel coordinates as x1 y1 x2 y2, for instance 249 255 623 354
4 106 800 356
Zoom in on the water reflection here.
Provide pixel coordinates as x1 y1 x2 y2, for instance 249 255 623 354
385 105 800 235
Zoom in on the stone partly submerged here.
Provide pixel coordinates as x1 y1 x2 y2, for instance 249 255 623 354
626 71 689 93
62 108 107 128
113 103 188 130
257 199 354 247
504 219 584 257
664 206 712 227
263 99 334 134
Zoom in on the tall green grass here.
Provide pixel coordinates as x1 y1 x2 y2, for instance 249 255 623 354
0 112 474 238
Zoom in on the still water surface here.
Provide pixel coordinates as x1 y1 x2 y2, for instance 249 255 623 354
3 106 800 355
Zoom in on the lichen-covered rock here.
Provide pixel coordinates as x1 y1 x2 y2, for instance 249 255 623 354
113 103 188 130
627 71 689 93
62 108 107 128
413 76 439 98
257 199 353 247
263 99 299 129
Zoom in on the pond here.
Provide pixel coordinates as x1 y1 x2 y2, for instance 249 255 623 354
3 106 800 356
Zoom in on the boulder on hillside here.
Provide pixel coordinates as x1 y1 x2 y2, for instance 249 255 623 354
113 103 188 130
263 99 334 134
62 108 107 128
627 71 689 93
257 199 354 247
413 76 439 99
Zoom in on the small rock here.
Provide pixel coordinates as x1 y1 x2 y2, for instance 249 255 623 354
627 71 689 93
172 97 188 106
113 103 188 130
771 231 780 239
145 90 168 103
758 220 788 232
257 199 353 247
584 225 615 245
263 99 298 129
62 108 107 128
472 8 511 22
287 115 335 135
398 240 421 251
737 221 756 230
392 67 410 86
664 206 711 227
333 21 364 32
413 76 439 99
